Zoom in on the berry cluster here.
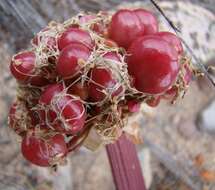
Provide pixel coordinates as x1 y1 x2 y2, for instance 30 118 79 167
9 9 192 167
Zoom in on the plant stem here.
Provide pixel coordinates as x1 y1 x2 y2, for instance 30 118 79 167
106 134 146 190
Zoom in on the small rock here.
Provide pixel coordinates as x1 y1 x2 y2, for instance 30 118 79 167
36 159 73 190
177 118 199 139
197 100 215 133
138 148 153 189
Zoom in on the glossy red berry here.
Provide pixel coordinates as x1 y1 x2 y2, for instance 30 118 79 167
28 109 41 126
51 95 86 134
128 35 179 94
109 9 144 49
10 51 36 82
157 32 183 55
134 8 158 35
68 82 89 100
79 15 97 24
67 129 88 152
183 64 192 85
58 27 94 50
88 67 123 102
79 14 106 35
127 100 141 113
57 43 91 79
29 75 49 87
32 28 56 50
21 134 67 167
103 52 121 62
104 39 118 48
161 87 177 100
9 102 18 128
146 96 161 107
39 83 64 105
162 64 192 100
9 102 28 136
38 84 65 126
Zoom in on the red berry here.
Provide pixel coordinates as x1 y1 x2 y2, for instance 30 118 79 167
28 109 41 126
88 67 123 102
127 100 141 113
103 52 121 62
134 9 158 35
109 9 144 49
146 96 161 107
94 24 107 36
67 129 88 152
104 39 118 48
39 83 64 105
161 87 177 100
21 134 67 167
32 28 57 50
79 14 107 35
39 84 64 126
9 102 28 136
67 135 83 152
156 32 183 55
183 64 192 85
29 75 49 87
93 105 102 115
9 102 18 128
51 95 86 134
79 15 97 24
68 82 89 100
30 108 48 126
58 27 94 50
10 51 36 82
128 35 179 94
57 43 91 79
162 64 192 100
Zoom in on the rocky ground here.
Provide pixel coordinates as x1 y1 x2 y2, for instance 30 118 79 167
0 1 215 190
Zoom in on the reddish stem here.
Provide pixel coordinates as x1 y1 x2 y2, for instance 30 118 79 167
106 134 146 190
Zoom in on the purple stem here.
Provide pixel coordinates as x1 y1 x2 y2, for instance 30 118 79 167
106 134 146 190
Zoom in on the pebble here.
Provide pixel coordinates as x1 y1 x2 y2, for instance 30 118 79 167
198 100 215 133
177 118 199 139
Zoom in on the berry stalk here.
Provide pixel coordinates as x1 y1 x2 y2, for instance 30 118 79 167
106 134 146 190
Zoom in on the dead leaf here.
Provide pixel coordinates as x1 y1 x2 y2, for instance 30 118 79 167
83 128 103 151
124 122 143 144
200 169 215 182
194 153 204 167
